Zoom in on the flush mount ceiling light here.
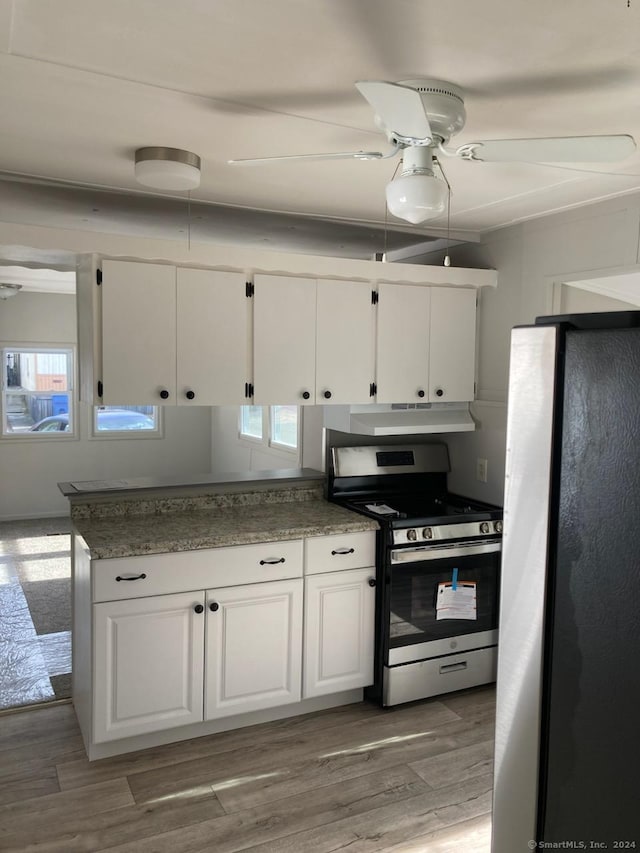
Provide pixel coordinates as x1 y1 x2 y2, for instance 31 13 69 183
385 148 448 224
0 283 22 300
134 147 201 191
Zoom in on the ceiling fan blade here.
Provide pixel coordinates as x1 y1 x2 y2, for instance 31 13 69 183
466 134 636 163
355 81 432 141
228 150 385 165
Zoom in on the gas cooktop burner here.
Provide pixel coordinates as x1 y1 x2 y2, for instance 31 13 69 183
346 494 499 524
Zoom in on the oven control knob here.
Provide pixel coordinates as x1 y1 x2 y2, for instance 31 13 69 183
422 527 433 540
494 520 503 533
480 522 491 534
407 528 417 541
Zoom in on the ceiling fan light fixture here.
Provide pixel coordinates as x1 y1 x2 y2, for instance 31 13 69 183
385 172 448 224
134 147 201 191
0 283 22 300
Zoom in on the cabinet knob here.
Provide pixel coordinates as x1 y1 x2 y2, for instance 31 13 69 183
193 604 204 614
417 389 425 398
301 390 310 400
368 577 377 587
209 602 219 612
435 388 444 397
159 389 170 400
323 390 332 400
185 390 196 400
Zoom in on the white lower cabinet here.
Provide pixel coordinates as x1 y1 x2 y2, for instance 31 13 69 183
86 532 376 753
93 591 205 743
205 579 303 719
303 567 376 698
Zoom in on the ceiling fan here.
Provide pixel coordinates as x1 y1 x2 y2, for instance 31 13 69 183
229 78 637 224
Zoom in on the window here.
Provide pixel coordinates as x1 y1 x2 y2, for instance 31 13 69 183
91 405 162 438
2 346 75 437
239 405 263 441
270 405 298 449
239 405 299 452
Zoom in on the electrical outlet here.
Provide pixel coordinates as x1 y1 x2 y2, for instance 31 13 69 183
477 458 488 483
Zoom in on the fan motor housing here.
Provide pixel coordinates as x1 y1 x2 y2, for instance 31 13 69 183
398 78 466 143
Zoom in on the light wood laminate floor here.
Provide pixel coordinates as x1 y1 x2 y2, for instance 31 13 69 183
0 685 495 852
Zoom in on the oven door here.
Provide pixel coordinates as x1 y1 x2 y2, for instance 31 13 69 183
387 539 501 665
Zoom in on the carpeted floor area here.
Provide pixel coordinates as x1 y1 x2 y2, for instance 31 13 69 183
0 518 72 709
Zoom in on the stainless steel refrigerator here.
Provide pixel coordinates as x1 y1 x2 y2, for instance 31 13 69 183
492 312 640 852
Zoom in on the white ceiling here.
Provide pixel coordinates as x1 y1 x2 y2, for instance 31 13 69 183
2 0 640 243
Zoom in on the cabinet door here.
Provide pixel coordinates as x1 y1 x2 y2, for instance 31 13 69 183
253 274 316 404
429 287 476 402
316 279 375 404
177 268 249 405
376 283 431 403
205 579 302 719
303 567 375 698
101 260 177 405
93 592 205 743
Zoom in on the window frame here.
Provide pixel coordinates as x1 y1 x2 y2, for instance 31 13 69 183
89 405 164 440
238 405 300 455
268 405 300 452
1 343 77 440
238 404 265 444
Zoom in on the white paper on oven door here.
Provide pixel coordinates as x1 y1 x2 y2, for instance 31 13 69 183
436 581 477 620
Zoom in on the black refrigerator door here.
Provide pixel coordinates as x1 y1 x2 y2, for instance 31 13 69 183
539 325 640 843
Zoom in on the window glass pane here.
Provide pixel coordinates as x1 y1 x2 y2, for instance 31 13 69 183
240 405 263 439
271 405 298 449
94 405 159 433
2 347 74 435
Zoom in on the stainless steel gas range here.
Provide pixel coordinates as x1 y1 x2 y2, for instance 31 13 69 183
327 443 503 706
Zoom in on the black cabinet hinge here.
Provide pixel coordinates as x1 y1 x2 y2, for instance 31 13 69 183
96 269 102 285
371 290 379 305
244 382 254 398
97 380 103 398
246 281 254 298
369 382 377 397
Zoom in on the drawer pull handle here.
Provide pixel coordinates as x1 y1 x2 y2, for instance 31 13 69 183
439 661 468 674
259 557 285 565
331 548 355 555
115 573 147 582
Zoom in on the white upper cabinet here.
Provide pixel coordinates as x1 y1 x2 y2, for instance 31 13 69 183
176 268 248 405
376 283 431 404
429 287 477 402
253 274 317 405
316 279 375 405
101 260 177 405
84 257 481 408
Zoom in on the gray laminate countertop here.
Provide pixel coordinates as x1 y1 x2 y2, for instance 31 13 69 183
74 497 378 560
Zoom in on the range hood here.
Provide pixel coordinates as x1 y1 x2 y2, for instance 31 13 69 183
323 403 476 436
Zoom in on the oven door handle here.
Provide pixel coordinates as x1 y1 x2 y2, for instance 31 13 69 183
390 539 502 564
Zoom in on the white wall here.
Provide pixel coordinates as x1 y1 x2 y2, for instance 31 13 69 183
446 192 640 503
0 290 212 519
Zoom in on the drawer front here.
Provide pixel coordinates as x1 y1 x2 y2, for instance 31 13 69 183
92 539 304 602
383 646 497 706
304 530 376 575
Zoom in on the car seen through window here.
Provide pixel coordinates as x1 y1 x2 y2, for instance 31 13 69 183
30 409 156 433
